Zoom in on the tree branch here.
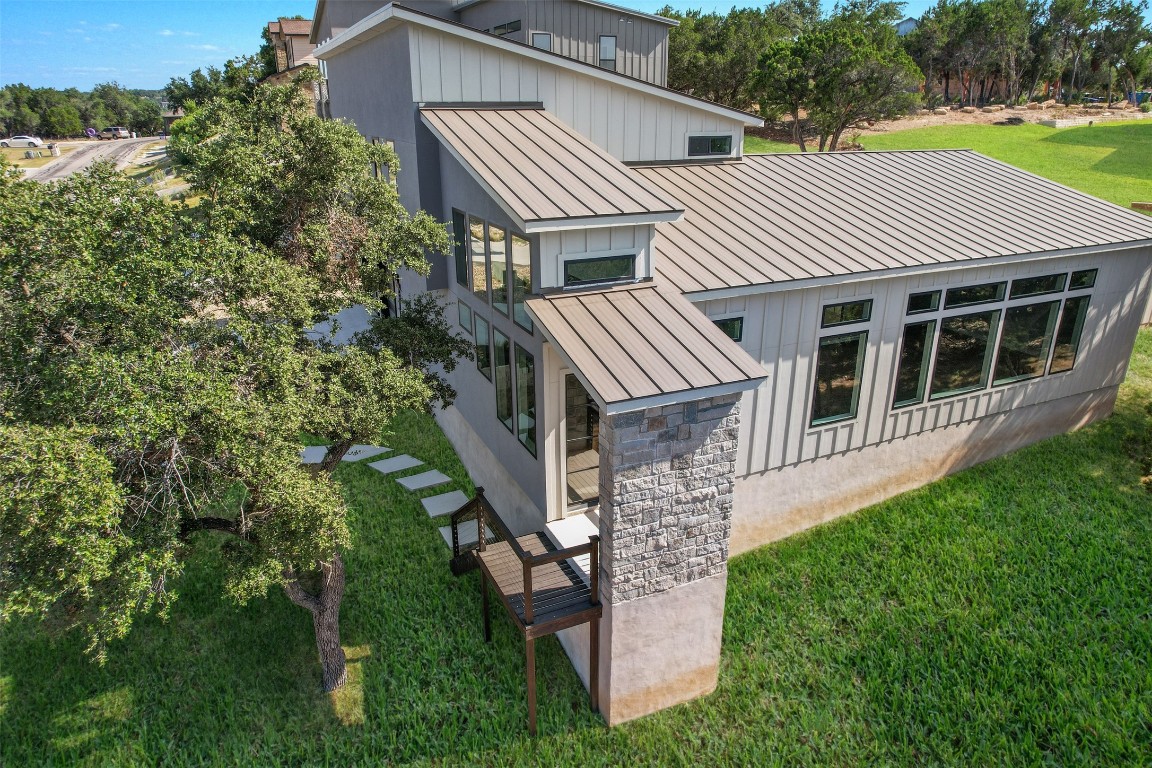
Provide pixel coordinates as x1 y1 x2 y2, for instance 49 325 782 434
179 516 246 539
282 567 321 613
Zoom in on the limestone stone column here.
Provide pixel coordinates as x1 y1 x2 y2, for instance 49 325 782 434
596 394 741 725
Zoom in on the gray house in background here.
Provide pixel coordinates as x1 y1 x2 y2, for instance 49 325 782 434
311 0 1152 726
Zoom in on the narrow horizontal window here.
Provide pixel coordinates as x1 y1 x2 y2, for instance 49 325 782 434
944 282 1006 309
687 135 733 156
930 310 1001 398
515 344 537 456
598 35 616 69
1049 296 1090 373
564 255 634 287
475 316 491 380
1069 269 1097 289
811 331 867 426
714 317 743 342
893 320 936 408
1010 273 1066 299
453 210 468 289
493 20 521 35
531 32 552 50
821 299 872 328
907 290 940 314
993 301 1060 384
494 329 513 432
457 301 473 335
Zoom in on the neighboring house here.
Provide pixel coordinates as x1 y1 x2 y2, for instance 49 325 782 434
896 16 919 36
161 107 184 134
264 18 328 116
312 0 1152 727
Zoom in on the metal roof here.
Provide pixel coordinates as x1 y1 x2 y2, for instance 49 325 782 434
636 150 1152 295
451 0 680 26
421 107 684 233
526 284 767 413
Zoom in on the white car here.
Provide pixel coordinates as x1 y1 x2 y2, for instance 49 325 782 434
1 135 44 148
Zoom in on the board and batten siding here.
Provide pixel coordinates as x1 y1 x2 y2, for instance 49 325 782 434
457 0 670 85
696 248 1152 478
407 26 740 162
539 225 653 289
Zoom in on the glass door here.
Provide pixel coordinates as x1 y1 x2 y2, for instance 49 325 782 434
564 374 599 511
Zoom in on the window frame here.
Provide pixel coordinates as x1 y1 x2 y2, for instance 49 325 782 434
598 35 617 70
810 330 869 427
452 210 469 289
531 31 552 50
713 316 744 342
474 315 492 380
493 328 514 433
515 344 537 456
562 253 636 288
457 301 473 336
686 133 736 158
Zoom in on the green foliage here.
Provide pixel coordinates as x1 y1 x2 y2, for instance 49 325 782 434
163 55 273 111
0 81 162 137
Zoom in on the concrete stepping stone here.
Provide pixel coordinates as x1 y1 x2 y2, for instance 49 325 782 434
422 490 470 518
342 444 391 462
439 522 494 550
397 469 452 491
367 454 423 475
300 445 329 464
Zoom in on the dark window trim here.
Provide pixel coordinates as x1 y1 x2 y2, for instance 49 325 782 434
687 134 734 157
714 316 744 342
514 343 537 457
821 299 873 328
810 330 869 427
563 254 636 287
598 34 616 70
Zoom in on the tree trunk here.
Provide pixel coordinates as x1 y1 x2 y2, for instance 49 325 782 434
284 555 348 692
944 71 950 102
316 438 355 475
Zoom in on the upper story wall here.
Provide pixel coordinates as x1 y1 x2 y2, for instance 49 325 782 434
312 0 456 42
455 0 671 85
408 25 745 163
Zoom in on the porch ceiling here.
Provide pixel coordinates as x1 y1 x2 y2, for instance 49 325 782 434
526 284 767 414
420 107 684 233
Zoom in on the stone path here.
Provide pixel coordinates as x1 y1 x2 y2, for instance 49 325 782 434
299 444 391 463
422 490 469 518
397 469 451 490
367 454 424 474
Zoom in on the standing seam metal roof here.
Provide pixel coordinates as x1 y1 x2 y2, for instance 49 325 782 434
421 107 684 231
636 150 1152 294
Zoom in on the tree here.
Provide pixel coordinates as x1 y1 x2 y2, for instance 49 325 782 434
40 104 83 137
0 78 465 692
756 37 818 149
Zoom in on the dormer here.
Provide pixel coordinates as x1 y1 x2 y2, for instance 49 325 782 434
452 0 676 86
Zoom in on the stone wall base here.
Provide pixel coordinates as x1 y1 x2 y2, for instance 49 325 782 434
731 385 1119 555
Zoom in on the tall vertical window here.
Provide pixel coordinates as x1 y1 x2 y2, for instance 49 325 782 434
893 320 935 407
490 226 508 316
511 234 533 332
598 35 617 70
469 216 487 305
515 345 536 455
1049 296 1090 373
811 331 868 425
474 316 491 380
993 301 1060 384
453 210 468 289
930 310 1001 398
457 301 473 335
493 329 513 432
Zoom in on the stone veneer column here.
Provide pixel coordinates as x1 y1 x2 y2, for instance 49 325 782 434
596 393 741 725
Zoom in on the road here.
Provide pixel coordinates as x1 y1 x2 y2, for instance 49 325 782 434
27 136 161 183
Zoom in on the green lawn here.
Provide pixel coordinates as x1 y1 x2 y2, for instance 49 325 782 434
5 332 1152 765
746 122 1152 212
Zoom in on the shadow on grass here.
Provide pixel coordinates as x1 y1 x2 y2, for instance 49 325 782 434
0 410 602 767
1040 123 1152 183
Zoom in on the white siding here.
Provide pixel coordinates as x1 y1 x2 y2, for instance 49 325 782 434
539 225 653 289
409 27 742 162
697 248 1152 477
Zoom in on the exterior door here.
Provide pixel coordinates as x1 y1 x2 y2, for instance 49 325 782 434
563 373 600 512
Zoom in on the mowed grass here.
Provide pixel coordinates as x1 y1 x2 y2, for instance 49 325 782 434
744 134 798 154
857 121 1152 211
5 331 1152 765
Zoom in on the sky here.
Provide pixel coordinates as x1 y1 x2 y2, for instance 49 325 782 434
1 0 947 91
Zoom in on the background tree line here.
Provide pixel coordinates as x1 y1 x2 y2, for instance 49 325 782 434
0 82 165 138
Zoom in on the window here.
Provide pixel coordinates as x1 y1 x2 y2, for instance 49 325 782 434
822 299 872 328
493 329 513 432
1010 273 1066 298
490 226 508 316
474 316 491 379
930 310 1001 398
531 32 552 50
458 301 473 335
714 317 743 342
564 255 634 287
515 345 536 455
944 282 1006 308
811 331 868 425
1049 296 1090 373
993 301 1060 384
893 320 936 407
1070 269 1097 289
469 216 487 304
492 20 521 35
452 210 468 289
511 234 533 332
907 291 940 314
687 135 733 157
598 35 616 69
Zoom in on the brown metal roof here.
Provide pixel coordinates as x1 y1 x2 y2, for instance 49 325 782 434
421 107 684 232
527 285 766 412
636 150 1152 295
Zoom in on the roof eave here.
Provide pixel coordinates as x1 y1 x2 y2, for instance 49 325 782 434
524 210 684 233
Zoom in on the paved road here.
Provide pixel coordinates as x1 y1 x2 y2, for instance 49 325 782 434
27 136 161 183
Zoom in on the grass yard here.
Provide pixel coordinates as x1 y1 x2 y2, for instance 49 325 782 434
1 144 75 169
743 134 798 154
4 330 1152 765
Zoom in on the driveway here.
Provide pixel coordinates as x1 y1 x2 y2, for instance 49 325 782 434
26 136 162 183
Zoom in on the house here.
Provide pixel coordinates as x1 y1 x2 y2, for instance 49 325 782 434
896 16 919 36
264 17 330 116
310 0 1152 727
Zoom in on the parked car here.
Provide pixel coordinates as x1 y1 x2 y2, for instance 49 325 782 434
1 135 44 148
99 127 130 139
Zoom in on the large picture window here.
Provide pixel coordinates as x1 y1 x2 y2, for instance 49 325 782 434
811 331 868 425
515 345 536 456
493 329 513 432
892 269 1096 409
